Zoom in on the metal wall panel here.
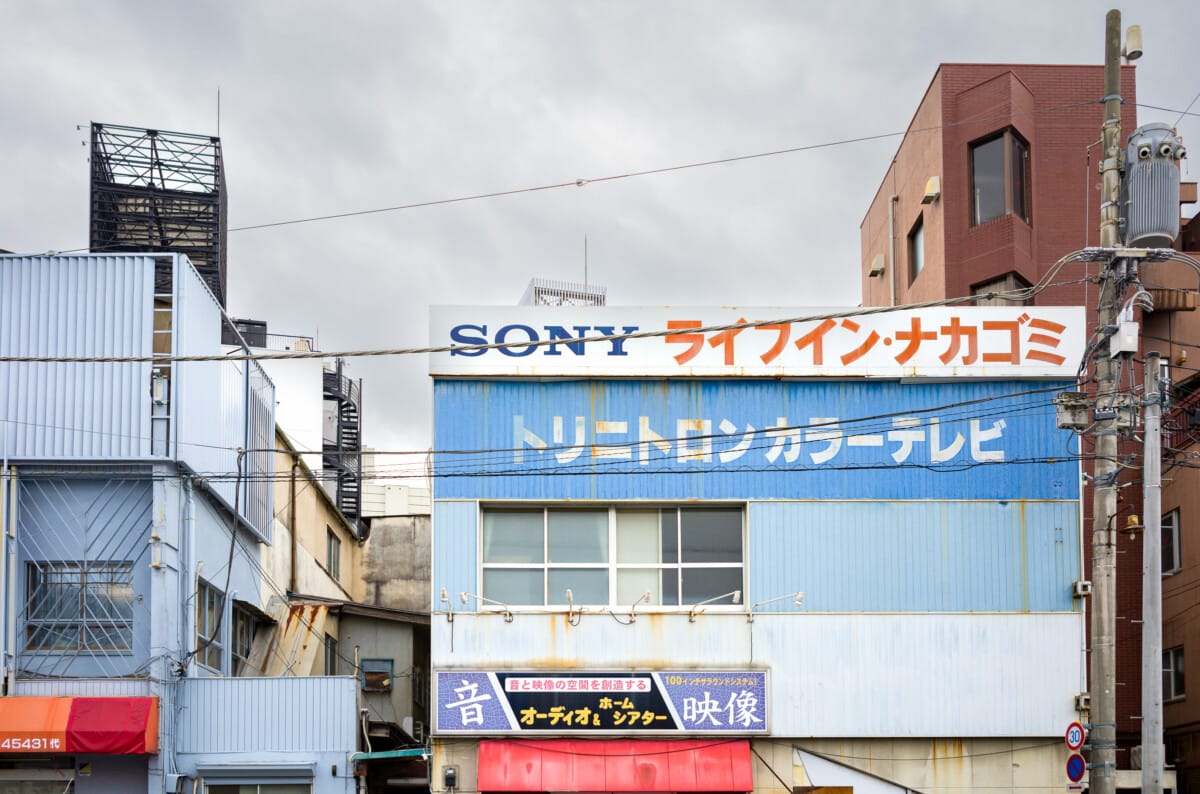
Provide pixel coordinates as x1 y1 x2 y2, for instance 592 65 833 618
16 474 154 679
433 379 1078 501
175 675 358 752
748 500 1079 612
12 677 153 697
430 612 1082 737
431 501 478 610
174 257 274 539
0 254 153 459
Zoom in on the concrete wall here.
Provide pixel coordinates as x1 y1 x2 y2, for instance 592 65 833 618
362 515 431 612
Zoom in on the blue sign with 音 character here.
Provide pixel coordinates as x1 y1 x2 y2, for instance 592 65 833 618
435 670 769 734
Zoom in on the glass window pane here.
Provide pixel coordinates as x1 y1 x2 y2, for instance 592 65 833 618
1163 510 1178 573
972 136 1005 224
549 568 608 604
680 509 742 563
681 568 743 603
617 511 660 563
617 569 660 605
483 511 544 563
483 568 544 605
909 219 924 280
661 569 679 606
660 510 679 564
1010 135 1029 220
548 510 608 563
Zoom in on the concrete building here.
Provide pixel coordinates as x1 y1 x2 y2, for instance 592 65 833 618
427 302 1090 792
0 253 426 793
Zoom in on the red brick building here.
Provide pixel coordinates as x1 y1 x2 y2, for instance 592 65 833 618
860 62 1160 779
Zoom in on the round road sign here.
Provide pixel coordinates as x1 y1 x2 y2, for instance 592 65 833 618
1065 721 1086 751
1066 753 1087 783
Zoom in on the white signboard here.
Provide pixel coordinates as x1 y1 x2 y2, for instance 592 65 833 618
430 306 1086 379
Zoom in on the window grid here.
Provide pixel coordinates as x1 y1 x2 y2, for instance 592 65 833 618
480 506 744 607
25 562 134 652
196 579 224 670
232 605 257 675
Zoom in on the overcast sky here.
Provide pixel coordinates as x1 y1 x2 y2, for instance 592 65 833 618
2 1 1197 461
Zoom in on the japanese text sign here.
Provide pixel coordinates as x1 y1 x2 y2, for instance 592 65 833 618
435 671 769 735
430 306 1086 378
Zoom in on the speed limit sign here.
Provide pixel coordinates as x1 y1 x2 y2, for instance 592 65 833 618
1066 721 1086 751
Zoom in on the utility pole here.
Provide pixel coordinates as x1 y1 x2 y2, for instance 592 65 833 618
1143 350 1164 793
1089 9 1124 794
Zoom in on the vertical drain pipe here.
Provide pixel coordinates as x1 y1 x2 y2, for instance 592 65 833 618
888 194 899 307
289 453 299 594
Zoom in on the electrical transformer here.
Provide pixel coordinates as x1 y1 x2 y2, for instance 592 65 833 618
1123 121 1187 248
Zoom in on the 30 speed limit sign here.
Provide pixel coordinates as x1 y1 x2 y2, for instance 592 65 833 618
1065 721 1086 751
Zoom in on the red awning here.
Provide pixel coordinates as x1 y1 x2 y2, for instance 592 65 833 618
0 697 157 755
477 739 753 792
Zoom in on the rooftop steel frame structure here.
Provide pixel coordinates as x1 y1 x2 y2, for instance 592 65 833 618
89 122 228 306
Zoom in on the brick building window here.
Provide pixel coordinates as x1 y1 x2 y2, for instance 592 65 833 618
1164 508 1181 575
971 130 1030 225
908 216 925 283
1165 645 1186 701
973 272 1031 307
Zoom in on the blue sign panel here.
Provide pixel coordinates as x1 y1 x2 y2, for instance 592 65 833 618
433 379 1078 500
435 670 769 734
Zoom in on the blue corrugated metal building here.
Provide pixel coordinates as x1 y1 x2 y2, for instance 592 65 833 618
428 304 1087 791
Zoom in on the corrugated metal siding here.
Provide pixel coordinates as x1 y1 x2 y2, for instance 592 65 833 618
12 677 153 697
433 379 1078 501
16 474 154 679
748 500 1079 612
0 254 153 458
431 501 478 609
430 612 1082 737
174 258 274 539
176 676 358 753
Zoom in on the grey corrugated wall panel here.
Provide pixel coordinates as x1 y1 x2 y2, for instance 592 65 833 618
748 500 1079 612
0 254 153 458
13 677 153 697
173 257 274 538
176 676 358 753
431 501 478 609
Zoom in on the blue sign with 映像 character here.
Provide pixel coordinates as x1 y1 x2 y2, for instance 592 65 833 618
434 670 769 734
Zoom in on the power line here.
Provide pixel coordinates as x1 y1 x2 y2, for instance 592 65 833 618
18 100 1110 257
0 267 1090 364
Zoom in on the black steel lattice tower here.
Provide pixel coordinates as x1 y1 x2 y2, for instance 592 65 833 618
89 122 228 306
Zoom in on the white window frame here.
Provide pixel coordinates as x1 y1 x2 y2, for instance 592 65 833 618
196 578 225 671
1165 645 1186 702
1164 507 1182 576
478 505 746 609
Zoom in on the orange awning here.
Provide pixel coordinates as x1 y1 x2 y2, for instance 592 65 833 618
0 697 157 754
478 739 753 792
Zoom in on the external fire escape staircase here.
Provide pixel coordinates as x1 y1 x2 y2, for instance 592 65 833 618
323 360 363 533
